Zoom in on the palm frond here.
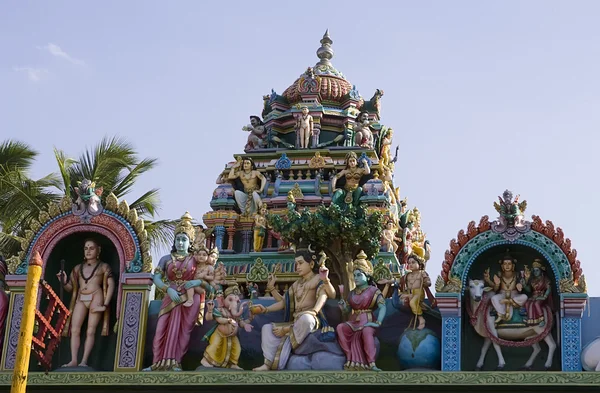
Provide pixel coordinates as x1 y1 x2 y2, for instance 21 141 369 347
129 188 161 218
144 219 177 255
111 158 158 198
0 231 23 259
0 140 38 174
53 147 77 196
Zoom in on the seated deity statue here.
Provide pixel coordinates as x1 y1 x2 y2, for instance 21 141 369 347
57 238 115 368
331 151 370 207
250 246 336 371
228 157 266 216
484 253 529 325
243 116 267 151
353 112 374 149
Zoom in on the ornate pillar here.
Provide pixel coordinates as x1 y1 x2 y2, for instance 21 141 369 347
226 226 236 251
114 273 153 372
238 217 254 254
436 292 461 371
560 293 588 371
1 276 26 371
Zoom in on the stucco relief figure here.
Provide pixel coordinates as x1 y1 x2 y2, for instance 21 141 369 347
228 157 266 216
399 253 435 330
353 112 374 149
250 246 336 371
381 220 399 253
57 238 115 367
522 260 552 327
72 179 104 220
295 106 314 149
201 285 253 369
243 116 267 151
144 212 214 371
253 204 268 252
484 253 529 325
331 151 370 207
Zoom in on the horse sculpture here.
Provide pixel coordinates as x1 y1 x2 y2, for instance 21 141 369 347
466 279 557 371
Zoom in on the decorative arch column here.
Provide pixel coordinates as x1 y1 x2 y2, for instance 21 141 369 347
436 198 588 372
1 194 154 372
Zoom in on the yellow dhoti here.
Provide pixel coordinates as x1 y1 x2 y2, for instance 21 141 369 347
409 288 425 316
202 330 241 368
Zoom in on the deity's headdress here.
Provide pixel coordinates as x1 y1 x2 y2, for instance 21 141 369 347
408 252 426 268
532 258 546 271
224 285 241 297
345 151 358 162
209 247 219 258
175 212 196 243
353 250 373 276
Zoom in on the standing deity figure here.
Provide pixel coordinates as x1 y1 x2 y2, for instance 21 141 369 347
379 128 393 169
201 285 254 369
144 212 215 371
353 112 374 149
399 253 434 330
337 251 387 371
253 204 268 252
0 257 9 352
250 246 336 371
381 220 399 253
331 151 370 207
295 106 314 149
57 238 115 367
523 259 552 327
228 157 266 216
380 166 398 223
243 116 267 151
484 253 529 325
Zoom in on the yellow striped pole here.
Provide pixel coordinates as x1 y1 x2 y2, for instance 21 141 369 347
11 251 43 393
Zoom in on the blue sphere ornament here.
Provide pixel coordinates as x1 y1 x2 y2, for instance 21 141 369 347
397 328 441 370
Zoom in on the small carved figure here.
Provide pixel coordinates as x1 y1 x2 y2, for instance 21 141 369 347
353 112 374 149
243 116 267 151
187 246 214 308
213 262 227 292
399 254 433 330
57 238 115 367
337 251 386 371
250 245 336 371
144 212 214 371
253 204 268 252
295 106 314 149
228 157 266 216
192 225 206 251
247 282 259 299
522 259 552 327
72 179 104 220
492 190 531 241
201 285 253 369
381 220 399 253
379 128 393 169
484 253 529 325
331 151 370 207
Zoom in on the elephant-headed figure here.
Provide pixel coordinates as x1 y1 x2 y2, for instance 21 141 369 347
200 285 254 369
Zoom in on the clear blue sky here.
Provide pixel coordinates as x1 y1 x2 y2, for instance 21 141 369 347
1 1 599 296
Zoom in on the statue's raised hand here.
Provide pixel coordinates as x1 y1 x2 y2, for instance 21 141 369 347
56 271 67 285
267 273 277 288
493 275 501 286
319 265 330 281
167 287 181 304
516 283 523 292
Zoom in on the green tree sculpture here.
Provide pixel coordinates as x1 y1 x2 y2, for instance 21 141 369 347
268 201 383 298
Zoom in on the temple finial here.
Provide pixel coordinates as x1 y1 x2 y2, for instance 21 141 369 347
316 29 334 66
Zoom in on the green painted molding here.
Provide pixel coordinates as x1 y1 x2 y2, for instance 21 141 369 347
0 372 596 386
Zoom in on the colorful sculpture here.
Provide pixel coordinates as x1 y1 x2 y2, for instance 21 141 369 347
250 246 336 371
227 157 266 216
72 179 104 221
57 238 115 368
399 253 434 330
253 204 268 252
295 106 314 149
484 253 529 325
331 151 370 207
201 285 253 369
353 112 374 149
243 116 267 151
336 251 386 371
144 212 214 371
523 259 553 326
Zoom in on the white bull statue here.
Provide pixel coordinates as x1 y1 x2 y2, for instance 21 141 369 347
581 337 600 371
466 279 557 371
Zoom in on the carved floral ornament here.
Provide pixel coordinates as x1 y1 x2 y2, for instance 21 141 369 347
435 192 586 295
6 192 152 275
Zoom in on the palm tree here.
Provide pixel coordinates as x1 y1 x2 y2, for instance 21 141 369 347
0 137 176 259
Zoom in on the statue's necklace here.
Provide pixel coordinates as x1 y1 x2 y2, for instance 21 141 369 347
81 261 101 284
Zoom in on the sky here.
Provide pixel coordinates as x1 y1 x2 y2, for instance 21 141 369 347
1 1 599 296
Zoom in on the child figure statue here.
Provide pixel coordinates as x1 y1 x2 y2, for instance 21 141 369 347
201 285 253 369
399 253 434 330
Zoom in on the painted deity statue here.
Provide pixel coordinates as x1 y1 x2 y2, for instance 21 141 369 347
0 257 9 352
192 225 206 251
57 238 115 367
381 220 399 253
399 253 435 330
523 259 552 327
331 151 370 207
201 285 254 369
243 115 267 151
228 157 266 216
378 128 393 169
144 212 214 371
484 253 529 325
380 166 398 223
295 106 314 149
337 251 386 371
72 179 104 218
253 204 268 252
250 246 336 371
353 112 374 149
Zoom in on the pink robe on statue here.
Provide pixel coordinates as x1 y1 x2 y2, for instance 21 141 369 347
336 285 384 368
150 256 200 370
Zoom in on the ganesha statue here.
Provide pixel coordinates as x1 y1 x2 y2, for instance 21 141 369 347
200 285 253 369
